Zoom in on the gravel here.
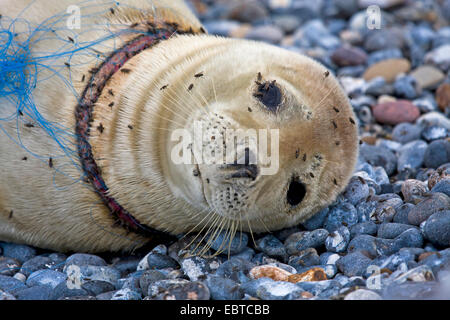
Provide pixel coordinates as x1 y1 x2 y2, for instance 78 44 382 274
0 0 449 301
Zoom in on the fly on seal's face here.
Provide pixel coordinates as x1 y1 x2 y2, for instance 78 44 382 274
162 40 359 254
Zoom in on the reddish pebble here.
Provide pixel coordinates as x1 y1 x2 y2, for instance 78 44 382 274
372 100 420 125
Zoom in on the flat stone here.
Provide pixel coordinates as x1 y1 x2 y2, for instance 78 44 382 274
372 100 420 125
363 58 411 83
436 83 450 112
249 265 292 281
331 46 368 66
287 267 327 283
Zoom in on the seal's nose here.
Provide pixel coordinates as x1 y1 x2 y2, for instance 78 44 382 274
287 177 306 206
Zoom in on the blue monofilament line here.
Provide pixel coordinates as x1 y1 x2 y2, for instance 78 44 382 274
0 1 153 186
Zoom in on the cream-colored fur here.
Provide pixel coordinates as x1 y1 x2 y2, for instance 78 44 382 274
0 0 358 252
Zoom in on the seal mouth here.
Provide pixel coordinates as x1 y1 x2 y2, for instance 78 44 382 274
287 177 306 207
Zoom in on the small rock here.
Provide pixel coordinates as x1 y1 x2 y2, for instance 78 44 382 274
215 257 254 282
0 257 21 276
111 288 141 300
331 46 368 66
377 223 418 239
226 0 268 23
139 270 167 294
349 221 378 238
422 126 448 142
256 280 304 300
291 229 329 253
428 163 450 189
431 179 450 197
64 254 107 268
0 289 16 300
205 275 244 300
408 193 450 225
410 65 445 89
256 235 288 260
417 112 450 131
336 251 373 277
249 265 291 281
208 231 248 255
51 282 89 299
397 140 428 172
0 274 27 294
0 243 36 263
287 267 327 283
425 44 450 71
359 145 397 176
147 253 179 270
325 226 351 253
245 25 284 44
372 100 420 125
436 83 450 112
392 123 422 144
324 202 359 232
26 269 67 289
319 252 341 266
302 207 329 230
15 285 53 300
394 75 419 99
288 248 321 271
383 281 438 299
401 179 428 203
181 256 220 281
344 288 382 300
423 210 450 247
392 265 435 284
148 280 210 300
363 58 410 83
81 280 116 296
343 176 370 205
20 256 54 277
424 139 450 169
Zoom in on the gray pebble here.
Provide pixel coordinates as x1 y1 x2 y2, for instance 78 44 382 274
349 221 378 238
397 140 428 172
209 231 248 255
288 248 320 271
14 285 53 300
424 139 450 169
0 274 28 294
392 123 422 144
256 235 288 261
64 253 107 268
325 226 351 253
324 202 359 232
377 223 418 239
0 243 36 263
111 288 141 300
20 256 54 277
0 257 21 276
423 210 450 247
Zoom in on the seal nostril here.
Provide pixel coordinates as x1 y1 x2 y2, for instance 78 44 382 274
287 178 306 206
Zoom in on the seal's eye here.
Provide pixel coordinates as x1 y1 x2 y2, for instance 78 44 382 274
254 80 282 111
287 178 306 206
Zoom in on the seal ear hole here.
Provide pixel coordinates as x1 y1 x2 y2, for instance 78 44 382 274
287 178 306 207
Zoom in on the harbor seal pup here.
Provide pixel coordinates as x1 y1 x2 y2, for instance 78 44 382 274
0 0 358 252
